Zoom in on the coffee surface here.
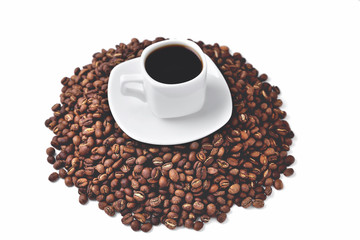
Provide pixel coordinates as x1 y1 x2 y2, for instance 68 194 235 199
145 45 202 84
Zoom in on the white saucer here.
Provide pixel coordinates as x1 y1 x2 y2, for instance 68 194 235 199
108 55 232 145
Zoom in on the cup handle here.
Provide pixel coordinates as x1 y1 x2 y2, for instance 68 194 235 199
120 74 147 102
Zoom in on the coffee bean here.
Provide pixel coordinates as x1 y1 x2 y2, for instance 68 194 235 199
46 147 55 156
164 218 177 230
150 196 161 207
189 142 199 150
76 178 88 187
228 183 240 194
206 203 216 216
241 197 253 208
104 206 115 216
284 168 294 177
159 176 168 188
193 201 204 210
169 169 179 182
48 172 59 182
133 191 146 202
191 179 202 188
151 217 160 226
184 219 194 228
79 194 88 205
130 220 140 231
185 192 193 203
217 213 227 223
141 223 152 232
121 213 133 225
252 199 264 208
47 156 55 164
207 167 218 175
193 221 204 231
274 179 284 190
64 176 73 187
134 213 146 223
53 160 63 170
285 155 295 166
59 169 67 178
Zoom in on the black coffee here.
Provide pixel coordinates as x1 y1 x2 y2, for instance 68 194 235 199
145 45 202 84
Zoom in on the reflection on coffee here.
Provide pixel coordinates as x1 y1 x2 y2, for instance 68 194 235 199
145 45 202 84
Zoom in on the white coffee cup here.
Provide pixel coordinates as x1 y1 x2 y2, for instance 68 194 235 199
119 39 207 118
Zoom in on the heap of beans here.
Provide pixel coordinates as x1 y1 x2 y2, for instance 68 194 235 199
45 37 295 232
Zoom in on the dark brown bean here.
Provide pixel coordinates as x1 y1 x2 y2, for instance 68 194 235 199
46 147 55 156
241 197 253 208
130 220 141 231
284 168 294 177
104 206 115 216
121 213 133 225
141 223 152 232
206 203 216 216
48 172 59 182
228 183 240 194
169 169 179 182
79 194 88 205
193 221 204 231
184 219 194 228
164 218 177 230
252 199 264 208
274 179 284 190
217 213 227 223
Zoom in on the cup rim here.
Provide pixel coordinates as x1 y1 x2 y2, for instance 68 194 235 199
140 39 207 88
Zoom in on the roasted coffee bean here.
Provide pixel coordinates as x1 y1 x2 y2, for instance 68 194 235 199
159 176 168 188
141 223 152 232
134 213 146 223
151 217 160 226
185 192 193 203
252 199 264 208
206 203 216 216
48 172 59 182
104 206 115 216
285 155 295 166
274 179 284 190
169 169 179 182
217 213 227 223
184 219 194 228
191 179 202 188
241 197 253 208
228 183 240 194
64 176 73 187
284 168 294 177
193 221 204 231
150 196 161 207
193 201 204 210
46 147 55 156
121 213 133 225
164 218 177 230
189 142 199 150
133 191 146 202
45 38 294 232
79 194 88 205
130 220 141 231
47 156 55 164
53 160 63 170
58 169 67 178
201 214 210 223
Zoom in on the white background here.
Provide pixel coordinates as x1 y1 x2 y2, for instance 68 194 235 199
1 0 359 239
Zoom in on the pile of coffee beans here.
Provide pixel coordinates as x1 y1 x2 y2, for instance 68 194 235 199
45 37 295 232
